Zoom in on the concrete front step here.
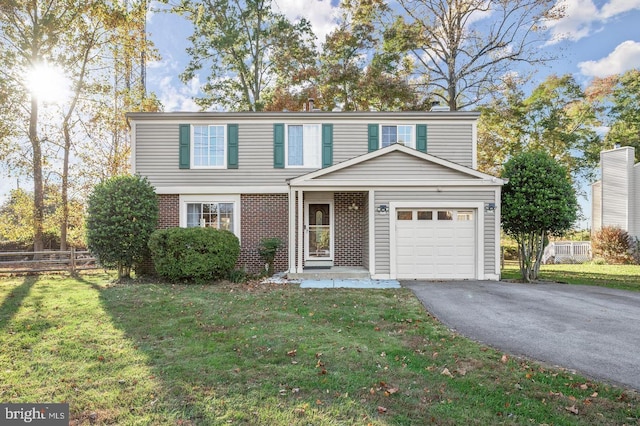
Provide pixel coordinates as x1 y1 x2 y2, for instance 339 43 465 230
287 266 370 280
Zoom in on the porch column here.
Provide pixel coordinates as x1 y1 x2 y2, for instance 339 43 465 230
296 189 304 273
288 186 296 273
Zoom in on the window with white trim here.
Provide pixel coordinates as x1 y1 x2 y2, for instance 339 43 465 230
381 125 414 149
193 125 226 167
179 195 240 238
286 124 321 168
186 202 234 231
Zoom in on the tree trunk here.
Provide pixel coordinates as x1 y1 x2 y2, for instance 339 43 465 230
60 123 71 251
29 92 44 254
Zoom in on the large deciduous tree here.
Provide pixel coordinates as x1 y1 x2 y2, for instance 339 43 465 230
501 151 578 282
0 0 83 252
386 0 562 110
587 69 640 162
175 0 317 111
318 0 420 111
478 74 601 179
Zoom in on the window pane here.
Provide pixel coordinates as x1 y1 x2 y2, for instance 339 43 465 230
288 125 303 166
381 126 397 147
210 125 224 166
417 211 432 220
457 211 473 221
437 210 453 220
186 204 201 227
219 203 234 231
397 211 413 220
398 125 414 148
193 125 225 167
202 203 218 227
303 124 321 168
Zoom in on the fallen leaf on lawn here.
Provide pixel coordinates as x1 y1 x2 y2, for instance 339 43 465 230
315 352 323 358
293 408 305 417
525 373 532 379
316 360 325 368
377 406 387 414
591 392 598 398
456 368 467 376
319 368 327 375
279 389 287 395
568 395 576 401
501 354 508 363
374 326 381 331
441 368 454 378
316 399 323 405
384 387 399 396
579 384 588 390
369 388 376 395
565 405 579 415
287 349 297 357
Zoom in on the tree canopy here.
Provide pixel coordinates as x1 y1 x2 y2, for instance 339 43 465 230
86 175 158 279
501 151 578 282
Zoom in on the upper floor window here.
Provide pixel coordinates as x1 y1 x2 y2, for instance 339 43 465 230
381 125 415 149
286 124 321 168
193 125 226 167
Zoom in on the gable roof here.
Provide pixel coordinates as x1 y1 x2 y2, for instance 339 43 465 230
289 143 504 187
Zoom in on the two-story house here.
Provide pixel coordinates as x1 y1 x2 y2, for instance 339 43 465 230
127 110 504 280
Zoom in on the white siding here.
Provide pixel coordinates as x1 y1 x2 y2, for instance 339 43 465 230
635 165 640 238
601 148 634 232
591 181 602 232
426 123 474 167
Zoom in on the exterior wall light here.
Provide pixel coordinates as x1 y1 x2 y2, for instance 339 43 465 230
485 202 496 212
376 204 389 214
348 202 359 211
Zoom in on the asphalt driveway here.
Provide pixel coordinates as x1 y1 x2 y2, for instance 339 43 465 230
403 280 640 390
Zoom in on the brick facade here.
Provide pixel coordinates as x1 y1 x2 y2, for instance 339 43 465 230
334 192 366 267
240 194 289 274
157 194 179 229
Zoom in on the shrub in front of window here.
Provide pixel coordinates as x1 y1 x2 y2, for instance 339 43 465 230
591 226 634 264
148 227 240 283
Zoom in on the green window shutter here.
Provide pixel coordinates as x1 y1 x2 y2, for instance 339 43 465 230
179 124 190 169
322 124 333 168
368 124 379 152
227 124 239 169
416 124 427 153
273 123 285 168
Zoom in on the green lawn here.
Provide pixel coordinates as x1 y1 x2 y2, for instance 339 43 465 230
501 262 640 291
1 273 638 425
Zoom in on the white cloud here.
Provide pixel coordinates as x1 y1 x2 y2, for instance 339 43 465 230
578 40 640 77
148 56 200 111
274 0 339 44
546 0 640 44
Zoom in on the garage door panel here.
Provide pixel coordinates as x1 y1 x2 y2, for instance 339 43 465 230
396 208 476 279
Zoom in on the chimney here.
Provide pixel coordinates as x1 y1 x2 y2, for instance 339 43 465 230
307 98 315 112
430 100 450 112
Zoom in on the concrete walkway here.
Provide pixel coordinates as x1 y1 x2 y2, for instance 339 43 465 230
299 279 400 289
404 280 640 390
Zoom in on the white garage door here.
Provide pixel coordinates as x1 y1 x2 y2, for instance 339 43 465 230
395 209 476 279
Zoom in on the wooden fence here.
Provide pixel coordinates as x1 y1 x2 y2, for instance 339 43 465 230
0 248 97 274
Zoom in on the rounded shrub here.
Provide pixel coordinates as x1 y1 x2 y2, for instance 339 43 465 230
592 226 634 264
148 227 240 282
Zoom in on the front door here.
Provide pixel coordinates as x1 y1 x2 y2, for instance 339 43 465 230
305 202 333 260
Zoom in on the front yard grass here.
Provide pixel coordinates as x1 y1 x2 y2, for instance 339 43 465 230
501 263 640 291
1 272 638 425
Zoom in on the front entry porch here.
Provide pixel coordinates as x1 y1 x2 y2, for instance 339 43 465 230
288 189 370 277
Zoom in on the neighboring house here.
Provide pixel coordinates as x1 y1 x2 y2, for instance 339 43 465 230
592 146 640 239
127 110 505 280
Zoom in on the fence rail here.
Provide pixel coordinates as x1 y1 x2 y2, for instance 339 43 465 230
0 248 97 274
542 241 592 264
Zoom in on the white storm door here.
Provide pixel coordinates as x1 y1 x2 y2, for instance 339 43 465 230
305 202 333 260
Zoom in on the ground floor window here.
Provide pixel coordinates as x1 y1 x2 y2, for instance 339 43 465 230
179 194 241 238
186 202 234 230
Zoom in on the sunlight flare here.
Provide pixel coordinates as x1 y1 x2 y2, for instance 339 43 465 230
25 63 71 104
